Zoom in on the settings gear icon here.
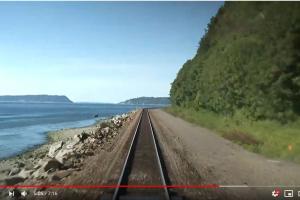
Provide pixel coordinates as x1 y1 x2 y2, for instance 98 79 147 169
272 188 281 197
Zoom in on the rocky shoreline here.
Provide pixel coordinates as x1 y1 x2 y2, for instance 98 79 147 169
0 111 136 187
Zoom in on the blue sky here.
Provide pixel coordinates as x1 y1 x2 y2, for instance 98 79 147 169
0 2 223 103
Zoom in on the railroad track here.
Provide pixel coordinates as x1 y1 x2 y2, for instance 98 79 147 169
110 109 179 200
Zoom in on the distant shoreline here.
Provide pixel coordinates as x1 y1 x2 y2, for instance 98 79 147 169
0 101 73 104
0 95 73 103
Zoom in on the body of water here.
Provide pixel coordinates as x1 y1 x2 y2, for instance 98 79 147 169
0 102 147 159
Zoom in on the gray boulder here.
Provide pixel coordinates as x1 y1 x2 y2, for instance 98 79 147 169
32 168 47 179
18 169 33 179
31 159 61 179
101 127 110 135
66 140 79 149
8 167 20 176
42 159 62 171
55 148 74 164
73 134 81 143
49 170 72 181
73 131 89 142
47 141 64 158
16 162 25 168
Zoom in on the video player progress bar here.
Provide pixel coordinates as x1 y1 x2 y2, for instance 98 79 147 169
1 185 300 189
0 185 218 189
219 185 300 188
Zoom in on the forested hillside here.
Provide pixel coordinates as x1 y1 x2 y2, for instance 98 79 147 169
0 95 73 103
170 2 300 122
120 97 170 105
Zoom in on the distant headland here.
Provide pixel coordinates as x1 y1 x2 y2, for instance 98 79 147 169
0 95 73 103
119 97 170 105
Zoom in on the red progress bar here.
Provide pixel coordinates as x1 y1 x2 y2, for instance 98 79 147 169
0 184 219 189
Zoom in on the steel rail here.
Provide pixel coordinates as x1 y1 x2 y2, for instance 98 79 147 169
112 109 171 200
147 110 171 200
112 110 143 200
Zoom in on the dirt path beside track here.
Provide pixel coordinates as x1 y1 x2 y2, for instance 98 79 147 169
149 109 300 200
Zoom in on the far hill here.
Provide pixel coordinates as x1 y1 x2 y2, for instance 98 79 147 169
120 97 170 105
0 95 73 103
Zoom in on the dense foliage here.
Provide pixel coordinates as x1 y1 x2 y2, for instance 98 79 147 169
170 2 300 122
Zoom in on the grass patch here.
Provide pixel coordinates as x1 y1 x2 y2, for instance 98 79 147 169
223 130 262 146
165 106 300 164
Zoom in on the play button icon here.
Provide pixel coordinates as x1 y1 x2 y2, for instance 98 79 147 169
8 190 14 197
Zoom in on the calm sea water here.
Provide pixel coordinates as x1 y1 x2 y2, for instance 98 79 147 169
0 102 149 159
